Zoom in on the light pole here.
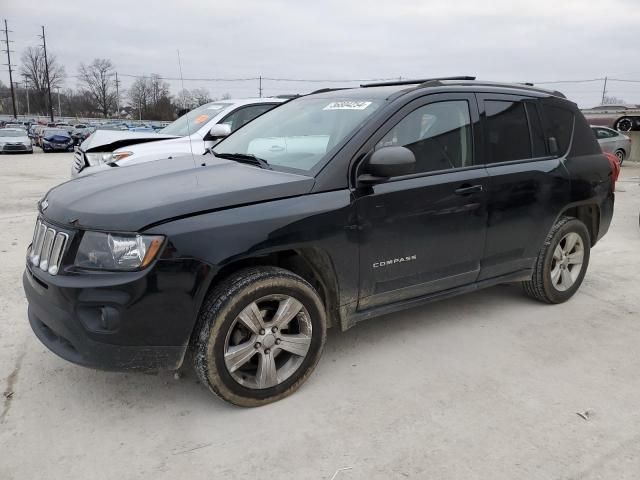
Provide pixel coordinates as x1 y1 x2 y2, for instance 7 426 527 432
23 76 30 116
57 88 61 118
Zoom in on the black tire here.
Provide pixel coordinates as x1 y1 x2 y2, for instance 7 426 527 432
193 267 327 407
615 117 634 132
522 217 591 304
614 149 625 166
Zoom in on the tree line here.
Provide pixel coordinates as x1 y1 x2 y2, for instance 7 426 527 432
0 47 229 121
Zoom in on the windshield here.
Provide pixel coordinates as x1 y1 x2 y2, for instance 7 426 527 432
44 129 70 137
214 97 382 172
159 102 230 136
0 130 25 137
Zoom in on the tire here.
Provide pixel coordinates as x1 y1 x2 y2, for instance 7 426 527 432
522 217 591 304
615 117 634 132
193 267 327 407
614 149 625 166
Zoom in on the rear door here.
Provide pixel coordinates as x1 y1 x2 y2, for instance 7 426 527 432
354 93 489 309
477 94 571 280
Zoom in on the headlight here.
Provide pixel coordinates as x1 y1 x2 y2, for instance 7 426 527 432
109 151 133 164
75 232 164 271
85 152 114 166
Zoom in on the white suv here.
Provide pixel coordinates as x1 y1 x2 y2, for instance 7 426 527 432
72 97 286 177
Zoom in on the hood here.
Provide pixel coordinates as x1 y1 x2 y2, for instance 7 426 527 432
80 129 177 153
44 134 71 143
115 135 205 164
41 155 315 231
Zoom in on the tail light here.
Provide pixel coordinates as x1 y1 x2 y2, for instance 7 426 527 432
604 152 620 191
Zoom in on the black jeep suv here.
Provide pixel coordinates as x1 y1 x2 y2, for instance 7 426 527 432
23 77 614 407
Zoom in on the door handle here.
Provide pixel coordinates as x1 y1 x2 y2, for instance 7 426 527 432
454 184 483 195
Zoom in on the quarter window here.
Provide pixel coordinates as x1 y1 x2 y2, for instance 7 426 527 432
376 100 473 173
485 100 532 163
542 104 574 155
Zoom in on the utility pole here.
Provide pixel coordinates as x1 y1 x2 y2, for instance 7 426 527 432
23 75 30 116
115 71 120 119
39 25 54 122
601 76 608 105
1 19 17 118
14 82 19 115
258 75 262 98
57 88 61 118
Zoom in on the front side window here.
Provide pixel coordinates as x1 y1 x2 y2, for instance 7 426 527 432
214 97 382 172
376 100 473 173
485 100 532 163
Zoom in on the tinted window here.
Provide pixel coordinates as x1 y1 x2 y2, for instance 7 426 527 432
376 100 473 173
485 100 531 163
525 103 547 157
542 104 574 155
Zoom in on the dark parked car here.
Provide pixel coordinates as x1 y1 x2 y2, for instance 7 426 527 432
23 77 614 407
582 104 640 132
40 128 74 152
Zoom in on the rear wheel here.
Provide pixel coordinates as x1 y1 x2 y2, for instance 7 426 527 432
522 217 591 304
614 149 625 165
193 267 327 407
615 117 634 132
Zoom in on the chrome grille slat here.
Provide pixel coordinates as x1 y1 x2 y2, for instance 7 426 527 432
39 228 56 271
29 219 69 276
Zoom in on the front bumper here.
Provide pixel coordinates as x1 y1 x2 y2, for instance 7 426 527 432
23 256 207 371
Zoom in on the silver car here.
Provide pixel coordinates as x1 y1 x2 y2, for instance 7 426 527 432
0 128 33 154
591 125 631 165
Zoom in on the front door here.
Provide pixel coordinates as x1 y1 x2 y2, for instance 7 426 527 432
354 93 489 310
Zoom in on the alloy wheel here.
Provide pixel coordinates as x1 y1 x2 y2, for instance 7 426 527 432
550 232 584 292
224 294 313 389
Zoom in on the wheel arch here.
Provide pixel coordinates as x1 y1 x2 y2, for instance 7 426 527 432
557 203 601 247
196 248 342 331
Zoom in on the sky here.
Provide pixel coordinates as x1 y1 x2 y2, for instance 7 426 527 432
3 0 640 108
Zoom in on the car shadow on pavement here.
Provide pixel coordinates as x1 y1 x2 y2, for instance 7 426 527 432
35 283 531 413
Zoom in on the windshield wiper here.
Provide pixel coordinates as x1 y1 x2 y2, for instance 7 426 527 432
214 152 271 169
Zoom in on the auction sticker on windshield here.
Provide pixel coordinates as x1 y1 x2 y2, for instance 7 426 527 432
323 101 372 110
194 114 210 124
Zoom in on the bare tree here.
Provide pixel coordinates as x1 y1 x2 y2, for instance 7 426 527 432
602 95 626 105
191 88 212 106
19 46 65 114
128 74 174 120
78 58 117 117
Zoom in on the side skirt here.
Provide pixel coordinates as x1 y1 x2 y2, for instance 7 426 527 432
340 269 532 330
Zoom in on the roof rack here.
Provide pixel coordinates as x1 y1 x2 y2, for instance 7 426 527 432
360 76 476 88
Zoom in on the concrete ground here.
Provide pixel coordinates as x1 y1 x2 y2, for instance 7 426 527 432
1 151 639 480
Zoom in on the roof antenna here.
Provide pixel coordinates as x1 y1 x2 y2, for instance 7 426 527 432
176 49 200 168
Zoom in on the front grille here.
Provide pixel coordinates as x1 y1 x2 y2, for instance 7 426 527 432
4 143 28 151
29 219 69 276
73 150 86 173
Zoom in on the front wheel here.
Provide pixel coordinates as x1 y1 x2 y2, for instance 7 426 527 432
614 149 625 166
193 267 327 407
522 217 591 304
615 117 634 132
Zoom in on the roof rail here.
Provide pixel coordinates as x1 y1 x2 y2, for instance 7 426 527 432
360 76 476 88
416 78 567 99
309 87 349 94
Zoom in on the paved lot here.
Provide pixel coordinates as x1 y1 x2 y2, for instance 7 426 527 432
1 151 639 480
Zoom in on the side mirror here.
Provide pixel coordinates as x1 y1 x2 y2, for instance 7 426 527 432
359 146 416 184
208 124 231 140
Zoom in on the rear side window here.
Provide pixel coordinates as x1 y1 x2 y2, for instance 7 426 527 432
542 104 574 155
484 100 532 163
